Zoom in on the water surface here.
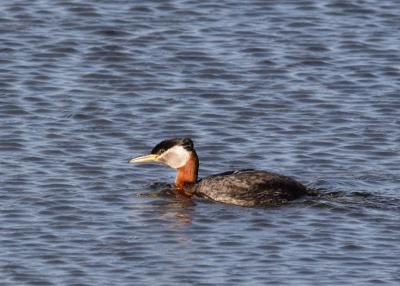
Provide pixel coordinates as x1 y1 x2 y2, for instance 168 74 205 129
1 0 399 285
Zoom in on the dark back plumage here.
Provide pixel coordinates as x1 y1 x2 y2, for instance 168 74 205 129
194 170 307 206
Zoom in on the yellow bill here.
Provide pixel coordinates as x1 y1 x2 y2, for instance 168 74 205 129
128 154 159 163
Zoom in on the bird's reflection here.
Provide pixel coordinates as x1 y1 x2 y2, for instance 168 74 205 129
132 182 196 227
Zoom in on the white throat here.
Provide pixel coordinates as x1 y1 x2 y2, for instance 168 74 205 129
157 145 190 169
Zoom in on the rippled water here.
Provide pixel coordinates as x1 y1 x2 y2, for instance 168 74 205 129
1 0 400 285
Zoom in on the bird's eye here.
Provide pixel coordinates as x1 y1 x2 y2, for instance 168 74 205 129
159 148 165 154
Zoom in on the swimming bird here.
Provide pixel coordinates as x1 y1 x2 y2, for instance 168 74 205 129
128 138 308 206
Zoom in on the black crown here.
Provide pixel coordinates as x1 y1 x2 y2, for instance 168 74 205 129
151 138 194 155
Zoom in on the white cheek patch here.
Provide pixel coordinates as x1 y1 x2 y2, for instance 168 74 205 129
158 146 190 169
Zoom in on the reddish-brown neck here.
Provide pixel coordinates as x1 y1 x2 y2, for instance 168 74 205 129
175 151 199 190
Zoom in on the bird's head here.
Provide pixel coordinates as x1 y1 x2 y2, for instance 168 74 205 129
128 138 195 169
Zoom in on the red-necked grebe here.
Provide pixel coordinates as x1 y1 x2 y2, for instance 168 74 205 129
128 138 308 206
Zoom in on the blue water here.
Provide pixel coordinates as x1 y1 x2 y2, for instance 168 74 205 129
1 0 399 285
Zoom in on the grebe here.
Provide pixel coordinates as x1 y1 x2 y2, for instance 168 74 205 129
128 138 308 206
